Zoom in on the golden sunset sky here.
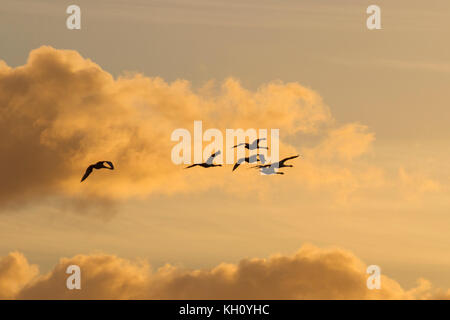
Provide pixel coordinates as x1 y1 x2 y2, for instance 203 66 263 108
0 0 449 299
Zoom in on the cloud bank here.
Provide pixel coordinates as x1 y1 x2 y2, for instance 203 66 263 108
0 46 380 209
1 46 443 212
1 245 448 300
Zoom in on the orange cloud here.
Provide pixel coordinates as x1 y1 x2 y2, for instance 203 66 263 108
305 123 375 161
1 245 447 300
1 46 378 208
2 46 447 212
0 252 39 299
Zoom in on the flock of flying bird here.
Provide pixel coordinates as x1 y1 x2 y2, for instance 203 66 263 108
80 138 300 182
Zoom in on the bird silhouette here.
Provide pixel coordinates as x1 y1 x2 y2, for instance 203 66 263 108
81 161 114 182
185 151 222 169
232 154 266 171
252 155 301 175
232 138 268 150
255 155 300 169
259 166 285 175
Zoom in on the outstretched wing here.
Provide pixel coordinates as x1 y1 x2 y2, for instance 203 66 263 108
232 143 246 149
81 165 94 182
247 154 262 163
104 161 114 170
206 150 221 164
278 155 300 167
249 164 271 169
232 157 245 171
257 154 266 164
254 138 267 148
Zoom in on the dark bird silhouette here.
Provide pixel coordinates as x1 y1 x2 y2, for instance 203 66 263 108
255 155 300 169
232 138 268 150
185 151 222 169
232 154 266 171
259 166 285 175
81 161 114 182
252 155 301 175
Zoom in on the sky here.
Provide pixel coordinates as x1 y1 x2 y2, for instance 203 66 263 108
0 0 449 299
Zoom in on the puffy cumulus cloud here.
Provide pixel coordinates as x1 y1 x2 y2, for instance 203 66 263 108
280 123 377 202
0 252 39 299
0 46 344 208
305 123 375 161
17 254 150 300
2 245 448 300
2 46 446 211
